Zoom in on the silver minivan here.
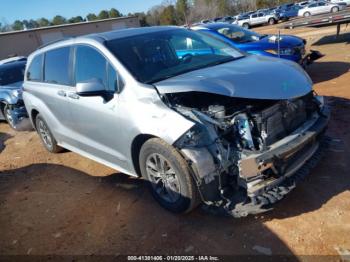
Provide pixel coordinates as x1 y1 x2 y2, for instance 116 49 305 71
23 27 329 217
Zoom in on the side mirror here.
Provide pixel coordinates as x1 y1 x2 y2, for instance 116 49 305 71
76 79 113 100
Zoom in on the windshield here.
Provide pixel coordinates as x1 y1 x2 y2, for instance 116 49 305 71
214 24 261 43
0 63 25 86
105 28 244 84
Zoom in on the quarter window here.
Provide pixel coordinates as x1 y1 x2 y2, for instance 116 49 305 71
27 54 43 81
44 47 71 85
107 63 118 91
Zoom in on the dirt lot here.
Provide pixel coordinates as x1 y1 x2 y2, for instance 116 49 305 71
0 24 350 259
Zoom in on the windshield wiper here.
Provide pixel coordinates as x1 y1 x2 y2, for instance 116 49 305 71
259 34 268 39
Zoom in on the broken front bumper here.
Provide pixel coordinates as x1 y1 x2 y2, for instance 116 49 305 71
5 103 32 131
300 50 324 67
226 107 330 217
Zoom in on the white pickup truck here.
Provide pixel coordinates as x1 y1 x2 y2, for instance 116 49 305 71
234 12 279 29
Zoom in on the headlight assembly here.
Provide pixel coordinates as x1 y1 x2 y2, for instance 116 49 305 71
175 125 211 148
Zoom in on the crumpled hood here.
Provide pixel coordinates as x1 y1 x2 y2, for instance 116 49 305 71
154 55 312 100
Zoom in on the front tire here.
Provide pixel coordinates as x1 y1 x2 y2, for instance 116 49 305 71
35 114 63 153
268 18 276 25
304 12 311 17
242 23 250 29
139 138 200 213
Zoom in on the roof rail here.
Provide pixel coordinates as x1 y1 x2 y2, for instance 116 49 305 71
37 37 73 50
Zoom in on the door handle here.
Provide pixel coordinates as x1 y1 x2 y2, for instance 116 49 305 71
57 90 66 97
67 92 79 100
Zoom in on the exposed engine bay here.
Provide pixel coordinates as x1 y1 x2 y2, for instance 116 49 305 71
162 91 330 217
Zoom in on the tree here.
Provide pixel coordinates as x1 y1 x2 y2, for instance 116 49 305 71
129 12 149 27
176 0 189 24
68 16 84 23
159 5 177 25
109 8 122 18
0 21 11 32
12 20 24 31
51 15 67 25
22 19 39 29
37 18 50 27
217 0 231 16
146 5 164 25
98 10 110 19
86 13 98 21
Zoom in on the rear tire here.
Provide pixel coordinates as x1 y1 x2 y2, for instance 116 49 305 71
35 114 63 153
304 12 311 17
139 138 200 213
331 6 339 13
242 23 250 29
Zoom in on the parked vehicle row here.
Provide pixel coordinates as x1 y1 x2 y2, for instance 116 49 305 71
15 26 329 217
198 0 349 28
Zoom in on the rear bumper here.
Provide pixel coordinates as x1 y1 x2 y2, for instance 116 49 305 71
227 107 330 217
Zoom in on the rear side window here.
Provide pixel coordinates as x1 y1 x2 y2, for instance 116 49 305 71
75 46 107 87
44 47 71 85
27 54 43 81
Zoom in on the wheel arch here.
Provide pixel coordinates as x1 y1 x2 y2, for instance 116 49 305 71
131 134 157 177
31 109 40 129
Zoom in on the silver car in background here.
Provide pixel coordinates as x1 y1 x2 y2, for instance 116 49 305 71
298 1 345 17
23 27 330 217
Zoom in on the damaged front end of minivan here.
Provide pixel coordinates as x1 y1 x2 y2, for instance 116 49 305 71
160 91 330 217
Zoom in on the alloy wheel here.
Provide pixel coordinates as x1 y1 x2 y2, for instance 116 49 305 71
38 120 53 149
146 153 181 203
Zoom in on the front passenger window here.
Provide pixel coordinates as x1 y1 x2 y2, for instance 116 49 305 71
75 46 107 87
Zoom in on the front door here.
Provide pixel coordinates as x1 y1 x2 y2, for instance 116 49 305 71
67 45 128 170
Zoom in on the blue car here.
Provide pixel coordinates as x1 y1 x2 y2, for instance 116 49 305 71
192 23 321 66
277 5 302 20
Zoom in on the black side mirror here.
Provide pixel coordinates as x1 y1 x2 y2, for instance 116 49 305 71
76 79 114 101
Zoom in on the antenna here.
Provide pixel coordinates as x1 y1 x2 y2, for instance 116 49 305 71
277 29 281 58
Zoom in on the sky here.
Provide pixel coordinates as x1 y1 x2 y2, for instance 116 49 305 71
0 0 162 24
